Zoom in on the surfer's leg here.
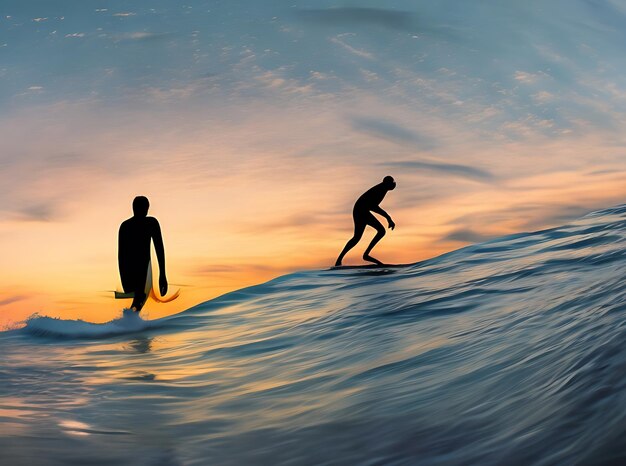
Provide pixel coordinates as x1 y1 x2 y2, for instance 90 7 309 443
130 260 152 312
363 214 386 265
129 271 149 312
125 262 150 312
130 290 147 312
335 213 366 266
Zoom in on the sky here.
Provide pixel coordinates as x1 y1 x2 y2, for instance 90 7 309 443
1 0 625 327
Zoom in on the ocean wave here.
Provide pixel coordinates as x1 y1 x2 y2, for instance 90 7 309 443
0 203 624 465
21 309 165 338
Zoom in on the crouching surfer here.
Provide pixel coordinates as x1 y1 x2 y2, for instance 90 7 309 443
118 196 168 312
335 176 397 267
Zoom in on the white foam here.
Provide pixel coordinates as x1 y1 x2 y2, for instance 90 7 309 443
23 309 157 338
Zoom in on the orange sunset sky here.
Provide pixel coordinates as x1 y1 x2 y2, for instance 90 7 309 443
1 1 625 328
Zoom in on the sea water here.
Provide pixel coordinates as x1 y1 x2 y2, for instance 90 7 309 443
1 205 624 465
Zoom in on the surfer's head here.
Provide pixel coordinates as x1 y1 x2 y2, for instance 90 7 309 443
383 175 396 190
132 196 150 217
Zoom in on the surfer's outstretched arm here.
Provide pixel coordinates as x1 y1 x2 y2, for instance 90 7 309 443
151 219 168 296
371 206 395 230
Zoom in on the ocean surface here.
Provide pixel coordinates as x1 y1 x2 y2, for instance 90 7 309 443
1 204 624 465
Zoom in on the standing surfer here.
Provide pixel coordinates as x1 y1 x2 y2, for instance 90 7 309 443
335 176 397 267
118 196 168 312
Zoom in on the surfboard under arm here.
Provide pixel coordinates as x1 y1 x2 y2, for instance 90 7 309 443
115 261 180 303
115 262 180 303
115 262 152 300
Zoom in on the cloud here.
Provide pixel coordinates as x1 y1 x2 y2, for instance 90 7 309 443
112 32 172 42
442 228 493 243
587 168 624 176
331 36 374 60
235 210 346 235
519 204 597 230
0 294 27 306
10 202 58 222
382 160 495 182
254 69 315 95
193 263 291 276
350 118 495 182
351 116 437 151
449 201 621 234
295 7 416 31
532 91 555 103
514 71 545 84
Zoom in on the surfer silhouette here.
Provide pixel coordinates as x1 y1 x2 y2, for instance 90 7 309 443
335 176 397 267
118 196 168 312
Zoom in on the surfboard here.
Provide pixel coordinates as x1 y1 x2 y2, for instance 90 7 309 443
328 263 411 271
114 262 180 303
149 285 180 303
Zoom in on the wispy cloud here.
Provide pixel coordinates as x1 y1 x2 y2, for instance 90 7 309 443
587 168 624 176
295 7 416 31
193 263 292 276
112 32 171 42
13 203 58 222
331 36 374 60
382 160 495 183
514 71 546 84
351 116 438 151
448 201 618 234
235 209 346 236
0 295 27 306
442 228 493 243
519 204 600 230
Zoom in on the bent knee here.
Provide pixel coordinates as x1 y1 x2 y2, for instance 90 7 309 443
351 236 362 244
351 229 365 241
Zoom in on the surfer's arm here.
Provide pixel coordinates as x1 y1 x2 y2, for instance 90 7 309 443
117 224 126 271
151 219 168 295
372 206 395 229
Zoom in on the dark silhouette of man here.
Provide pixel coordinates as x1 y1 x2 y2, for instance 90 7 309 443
335 176 397 267
118 196 168 312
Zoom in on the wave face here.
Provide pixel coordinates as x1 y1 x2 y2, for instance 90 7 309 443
1 205 624 465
